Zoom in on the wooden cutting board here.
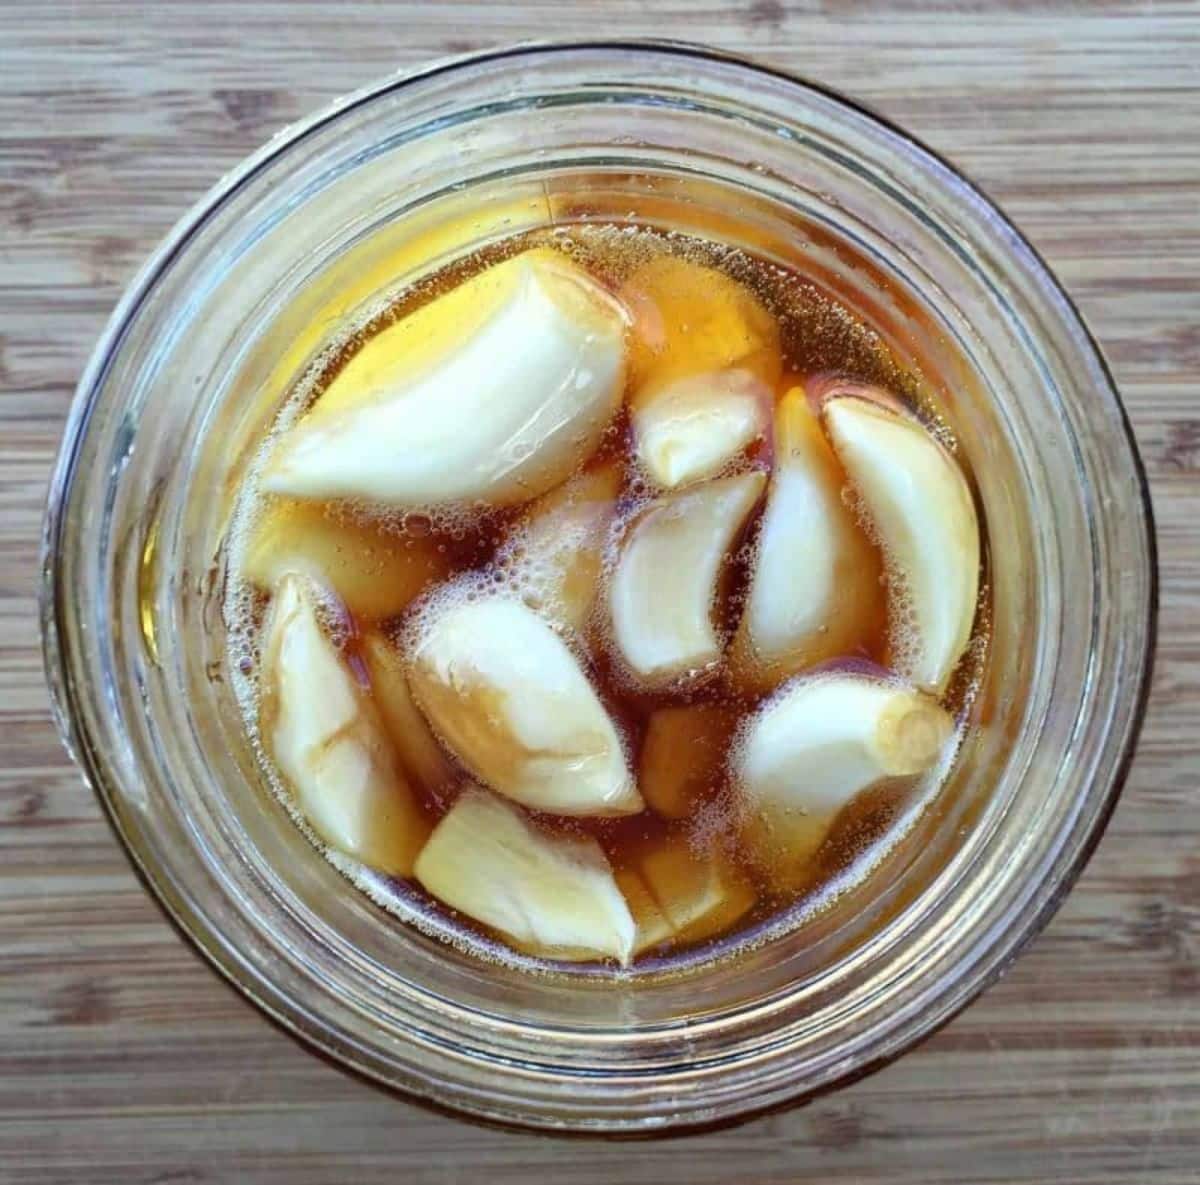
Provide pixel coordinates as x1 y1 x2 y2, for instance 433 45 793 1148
1 3 1196 1181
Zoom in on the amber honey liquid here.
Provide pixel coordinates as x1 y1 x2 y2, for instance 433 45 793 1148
226 219 988 973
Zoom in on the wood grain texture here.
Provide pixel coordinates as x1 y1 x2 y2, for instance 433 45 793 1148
1 2 1197 1181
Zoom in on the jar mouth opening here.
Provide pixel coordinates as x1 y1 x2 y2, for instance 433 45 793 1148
40 40 1157 1132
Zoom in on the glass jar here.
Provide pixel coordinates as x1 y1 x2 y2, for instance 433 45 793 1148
41 42 1155 1132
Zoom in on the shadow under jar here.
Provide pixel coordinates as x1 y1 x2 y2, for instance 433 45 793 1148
42 43 1155 1132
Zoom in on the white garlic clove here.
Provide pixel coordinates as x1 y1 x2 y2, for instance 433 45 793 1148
615 868 674 954
731 388 883 692
240 497 451 622
260 575 427 875
408 594 641 816
618 255 782 391
648 840 753 950
824 396 980 693
499 461 622 632
632 368 770 489
735 673 953 869
639 703 739 820
415 788 636 965
263 248 628 508
806 374 909 418
360 632 457 799
620 837 754 955
609 470 766 686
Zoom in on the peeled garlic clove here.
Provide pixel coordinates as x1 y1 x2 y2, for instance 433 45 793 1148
621 838 754 953
735 673 953 868
610 471 766 685
632 369 770 489
263 248 628 507
500 461 622 632
408 594 641 816
619 255 782 390
615 868 674 954
240 497 450 622
731 389 884 692
415 788 635 964
360 632 457 799
640 840 755 944
260 575 427 875
824 396 980 693
806 374 909 418
639 704 739 819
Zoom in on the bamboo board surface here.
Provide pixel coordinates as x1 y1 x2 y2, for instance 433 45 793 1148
1 3 1197 1182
